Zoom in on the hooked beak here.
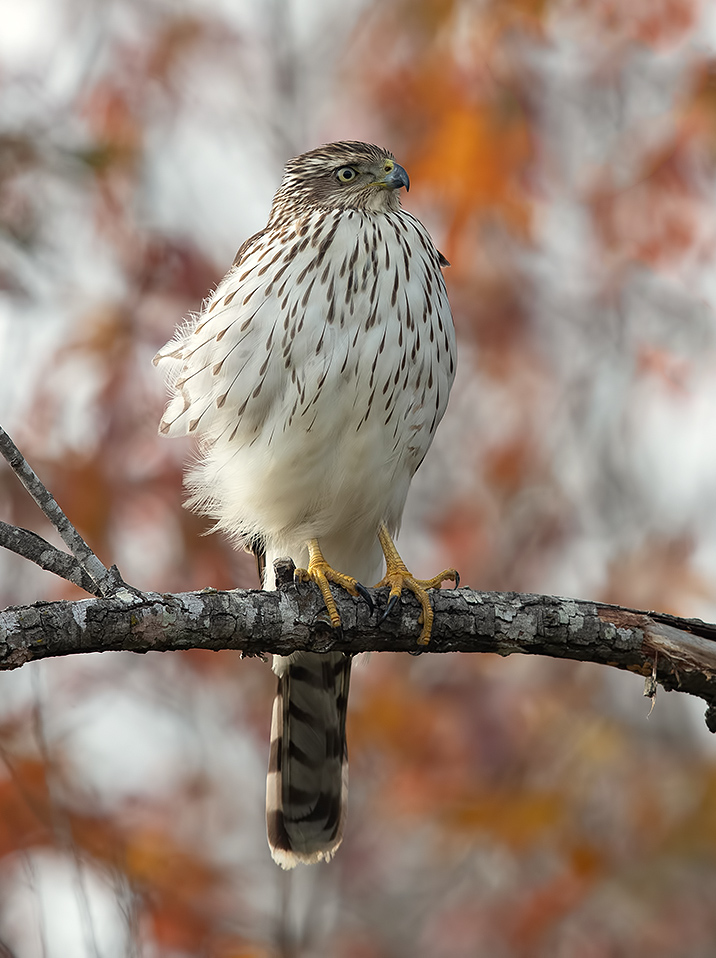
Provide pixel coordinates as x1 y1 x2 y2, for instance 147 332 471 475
379 162 410 192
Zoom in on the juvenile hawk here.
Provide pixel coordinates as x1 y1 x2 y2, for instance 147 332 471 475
155 141 457 868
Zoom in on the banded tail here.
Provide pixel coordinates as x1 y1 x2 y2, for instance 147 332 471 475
266 650 351 868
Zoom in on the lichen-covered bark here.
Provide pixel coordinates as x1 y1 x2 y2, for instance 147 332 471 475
2 563 716 727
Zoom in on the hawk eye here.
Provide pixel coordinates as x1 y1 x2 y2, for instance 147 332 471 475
335 167 357 183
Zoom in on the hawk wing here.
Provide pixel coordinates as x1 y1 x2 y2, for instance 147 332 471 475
154 229 280 442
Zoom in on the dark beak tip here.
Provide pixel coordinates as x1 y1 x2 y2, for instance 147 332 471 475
387 163 410 193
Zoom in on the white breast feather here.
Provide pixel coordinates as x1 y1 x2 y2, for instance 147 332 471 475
154 207 456 574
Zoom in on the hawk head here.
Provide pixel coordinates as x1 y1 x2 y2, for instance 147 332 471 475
269 141 410 223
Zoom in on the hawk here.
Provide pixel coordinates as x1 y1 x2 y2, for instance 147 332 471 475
154 141 457 868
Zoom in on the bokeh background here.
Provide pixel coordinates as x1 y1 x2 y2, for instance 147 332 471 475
2 0 716 955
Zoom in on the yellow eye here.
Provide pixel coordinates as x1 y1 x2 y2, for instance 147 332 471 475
383 160 394 173
335 167 358 183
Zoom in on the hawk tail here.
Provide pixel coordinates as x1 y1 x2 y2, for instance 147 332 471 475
266 651 351 868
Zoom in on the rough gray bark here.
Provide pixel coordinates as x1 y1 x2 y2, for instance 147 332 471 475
2 557 716 730
3 427 716 732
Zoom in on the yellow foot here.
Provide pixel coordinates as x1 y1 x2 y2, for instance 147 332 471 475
375 523 459 645
295 539 373 628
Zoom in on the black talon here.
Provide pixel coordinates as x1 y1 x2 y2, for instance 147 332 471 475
355 581 374 614
454 571 460 589
379 593 400 624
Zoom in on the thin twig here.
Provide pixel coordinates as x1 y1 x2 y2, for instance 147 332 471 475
0 521 98 595
0 426 122 597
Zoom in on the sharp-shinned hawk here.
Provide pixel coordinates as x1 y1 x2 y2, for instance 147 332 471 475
154 141 457 868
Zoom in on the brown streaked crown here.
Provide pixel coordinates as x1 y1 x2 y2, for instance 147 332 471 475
268 141 405 223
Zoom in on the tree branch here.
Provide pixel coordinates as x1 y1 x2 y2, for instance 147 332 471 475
1 557 716 731
3 433 716 731
0 521 98 594
0 426 123 597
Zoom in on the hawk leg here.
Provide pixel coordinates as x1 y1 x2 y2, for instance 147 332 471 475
295 539 373 627
375 522 459 645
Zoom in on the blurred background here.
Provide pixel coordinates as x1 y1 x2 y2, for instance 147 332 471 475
1 0 716 955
